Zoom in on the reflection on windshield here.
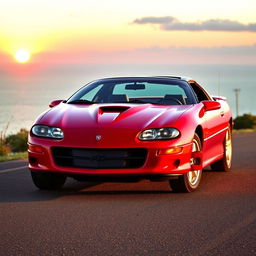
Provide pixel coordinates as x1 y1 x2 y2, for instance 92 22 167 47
67 79 197 105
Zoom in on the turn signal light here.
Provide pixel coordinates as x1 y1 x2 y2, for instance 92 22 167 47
158 147 183 155
28 144 44 153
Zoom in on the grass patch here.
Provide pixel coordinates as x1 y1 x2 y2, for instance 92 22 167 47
0 152 27 162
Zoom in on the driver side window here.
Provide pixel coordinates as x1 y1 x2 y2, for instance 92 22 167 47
190 83 210 102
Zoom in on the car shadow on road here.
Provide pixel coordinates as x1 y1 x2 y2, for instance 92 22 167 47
1 166 245 203
70 189 172 196
0 177 175 203
0 179 100 203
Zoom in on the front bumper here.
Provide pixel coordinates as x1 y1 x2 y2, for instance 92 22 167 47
28 137 193 177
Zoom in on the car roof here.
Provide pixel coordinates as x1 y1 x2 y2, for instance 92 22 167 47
94 76 194 83
152 76 193 82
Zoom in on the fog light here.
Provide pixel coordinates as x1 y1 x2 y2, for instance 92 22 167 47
29 156 38 165
158 147 183 155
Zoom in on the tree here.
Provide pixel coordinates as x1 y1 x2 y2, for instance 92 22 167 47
5 129 29 152
234 114 256 129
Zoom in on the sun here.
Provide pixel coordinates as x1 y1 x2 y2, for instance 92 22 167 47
14 49 31 63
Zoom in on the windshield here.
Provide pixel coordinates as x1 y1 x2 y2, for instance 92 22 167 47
67 78 197 105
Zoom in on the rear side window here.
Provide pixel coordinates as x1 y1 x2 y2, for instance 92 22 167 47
190 82 211 102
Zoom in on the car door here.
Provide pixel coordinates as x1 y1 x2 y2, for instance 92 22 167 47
189 81 227 165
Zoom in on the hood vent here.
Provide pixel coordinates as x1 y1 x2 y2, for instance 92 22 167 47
99 106 130 113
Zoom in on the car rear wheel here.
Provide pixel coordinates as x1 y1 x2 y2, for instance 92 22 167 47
169 134 202 193
211 125 232 171
31 171 66 190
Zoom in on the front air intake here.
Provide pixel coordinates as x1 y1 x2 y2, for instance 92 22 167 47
52 147 147 169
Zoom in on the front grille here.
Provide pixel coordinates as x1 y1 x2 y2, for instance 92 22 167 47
52 147 147 169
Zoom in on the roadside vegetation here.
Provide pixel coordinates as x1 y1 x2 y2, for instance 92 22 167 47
0 152 27 162
0 128 28 161
234 114 256 130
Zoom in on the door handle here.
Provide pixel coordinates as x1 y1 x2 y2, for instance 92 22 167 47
220 111 224 117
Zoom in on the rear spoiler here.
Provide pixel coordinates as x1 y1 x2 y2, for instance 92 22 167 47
212 96 227 101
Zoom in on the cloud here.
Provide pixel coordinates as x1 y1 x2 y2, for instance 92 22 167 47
140 45 256 55
133 16 256 32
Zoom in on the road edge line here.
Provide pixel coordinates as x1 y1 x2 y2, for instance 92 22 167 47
0 166 27 174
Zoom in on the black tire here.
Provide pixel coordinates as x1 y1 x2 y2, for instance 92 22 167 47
31 171 66 190
211 125 232 172
169 134 202 193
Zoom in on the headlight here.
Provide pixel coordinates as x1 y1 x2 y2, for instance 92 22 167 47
139 128 180 141
31 125 64 139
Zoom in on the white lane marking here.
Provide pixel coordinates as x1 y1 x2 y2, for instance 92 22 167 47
0 165 27 174
0 160 27 166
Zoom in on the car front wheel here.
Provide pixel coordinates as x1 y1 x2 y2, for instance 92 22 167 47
169 134 202 193
31 171 66 190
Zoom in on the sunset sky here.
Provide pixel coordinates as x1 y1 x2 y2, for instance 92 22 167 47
1 0 256 69
0 0 255 134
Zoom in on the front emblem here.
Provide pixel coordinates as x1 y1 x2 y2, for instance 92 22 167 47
96 135 102 141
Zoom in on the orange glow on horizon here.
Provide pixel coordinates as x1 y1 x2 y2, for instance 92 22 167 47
0 0 255 68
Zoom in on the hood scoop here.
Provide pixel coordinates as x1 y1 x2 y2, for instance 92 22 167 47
97 106 130 124
99 106 130 113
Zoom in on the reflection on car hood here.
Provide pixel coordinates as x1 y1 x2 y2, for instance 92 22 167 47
39 103 191 129
37 103 192 146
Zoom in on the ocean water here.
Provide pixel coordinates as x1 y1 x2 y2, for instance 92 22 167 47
0 64 255 134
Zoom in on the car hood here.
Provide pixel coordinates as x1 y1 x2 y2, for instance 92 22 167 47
37 103 192 147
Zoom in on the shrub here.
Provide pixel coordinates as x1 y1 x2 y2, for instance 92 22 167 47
234 114 256 129
0 143 11 156
5 128 29 153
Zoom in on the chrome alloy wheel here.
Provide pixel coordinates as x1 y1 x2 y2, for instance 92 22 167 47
210 125 232 172
187 138 202 187
169 133 202 192
225 128 232 168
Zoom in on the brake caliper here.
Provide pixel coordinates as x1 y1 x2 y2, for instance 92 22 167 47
190 151 203 170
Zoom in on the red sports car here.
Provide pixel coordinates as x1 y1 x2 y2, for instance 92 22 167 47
28 76 233 192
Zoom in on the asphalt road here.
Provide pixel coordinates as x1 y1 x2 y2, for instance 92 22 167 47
0 133 256 256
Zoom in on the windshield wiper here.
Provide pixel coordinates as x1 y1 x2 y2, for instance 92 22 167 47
68 99 94 104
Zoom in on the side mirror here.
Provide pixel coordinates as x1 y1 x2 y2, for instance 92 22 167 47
49 100 64 108
202 100 221 111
